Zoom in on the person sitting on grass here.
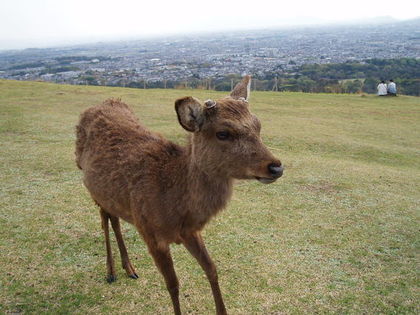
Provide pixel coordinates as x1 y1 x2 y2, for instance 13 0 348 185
377 81 387 96
387 80 397 96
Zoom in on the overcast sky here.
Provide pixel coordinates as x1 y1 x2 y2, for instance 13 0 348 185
0 0 419 50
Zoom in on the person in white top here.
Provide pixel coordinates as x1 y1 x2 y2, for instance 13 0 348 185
377 81 387 96
387 80 397 96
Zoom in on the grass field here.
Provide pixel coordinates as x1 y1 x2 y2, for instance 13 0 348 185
0 79 419 314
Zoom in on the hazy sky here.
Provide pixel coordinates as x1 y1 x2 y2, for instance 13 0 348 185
1 0 419 50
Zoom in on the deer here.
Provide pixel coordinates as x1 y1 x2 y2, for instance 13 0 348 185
75 75 283 315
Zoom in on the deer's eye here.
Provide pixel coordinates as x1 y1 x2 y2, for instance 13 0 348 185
216 131 230 140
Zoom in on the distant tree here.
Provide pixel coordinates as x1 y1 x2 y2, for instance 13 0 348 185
82 76 97 85
215 81 231 91
342 79 363 93
363 77 377 94
128 81 142 88
398 79 420 96
324 84 343 93
296 76 316 92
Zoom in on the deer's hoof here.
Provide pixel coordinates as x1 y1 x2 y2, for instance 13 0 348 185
107 275 117 283
129 273 139 279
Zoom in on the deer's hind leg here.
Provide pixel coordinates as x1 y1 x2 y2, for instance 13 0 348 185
108 214 138 279
99 208 116 283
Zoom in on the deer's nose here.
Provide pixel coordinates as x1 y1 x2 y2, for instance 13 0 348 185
268 163 283 178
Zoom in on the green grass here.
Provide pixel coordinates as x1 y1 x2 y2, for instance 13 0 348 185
0 79 419 314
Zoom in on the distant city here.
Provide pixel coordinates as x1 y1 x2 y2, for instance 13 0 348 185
0 18 419 90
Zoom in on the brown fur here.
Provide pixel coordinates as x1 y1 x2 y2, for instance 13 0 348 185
75 77 282 315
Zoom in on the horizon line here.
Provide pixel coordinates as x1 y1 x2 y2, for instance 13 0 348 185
0 15 419 52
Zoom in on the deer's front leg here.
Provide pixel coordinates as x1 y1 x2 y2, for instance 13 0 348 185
182 231 227 315
145 238 181 315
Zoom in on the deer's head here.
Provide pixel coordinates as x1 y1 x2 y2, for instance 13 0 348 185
175 75 283 184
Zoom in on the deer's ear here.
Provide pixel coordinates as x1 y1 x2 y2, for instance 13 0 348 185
175 97 204 132
230 75 251 101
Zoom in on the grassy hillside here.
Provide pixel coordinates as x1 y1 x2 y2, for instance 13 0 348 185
0 80 419 314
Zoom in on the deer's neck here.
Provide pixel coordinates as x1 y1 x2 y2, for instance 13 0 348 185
179 142 234 227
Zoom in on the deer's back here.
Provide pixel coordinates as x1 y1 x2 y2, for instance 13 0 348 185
76 99 186 226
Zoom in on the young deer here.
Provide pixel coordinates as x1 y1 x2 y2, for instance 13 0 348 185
75 76 283 314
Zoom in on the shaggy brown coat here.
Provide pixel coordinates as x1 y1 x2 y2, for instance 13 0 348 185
75 76 282 315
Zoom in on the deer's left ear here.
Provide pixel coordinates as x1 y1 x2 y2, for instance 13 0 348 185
175 97 204 132
230 75 251 101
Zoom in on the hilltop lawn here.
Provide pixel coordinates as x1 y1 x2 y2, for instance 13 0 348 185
0 80 419 314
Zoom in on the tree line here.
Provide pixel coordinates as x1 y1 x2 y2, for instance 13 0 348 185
89 58 420 96
218 58 419 96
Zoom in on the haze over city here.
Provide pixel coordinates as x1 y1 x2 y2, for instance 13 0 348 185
1 0 419 50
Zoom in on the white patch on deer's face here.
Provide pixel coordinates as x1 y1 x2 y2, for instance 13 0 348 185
256 177 277 184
